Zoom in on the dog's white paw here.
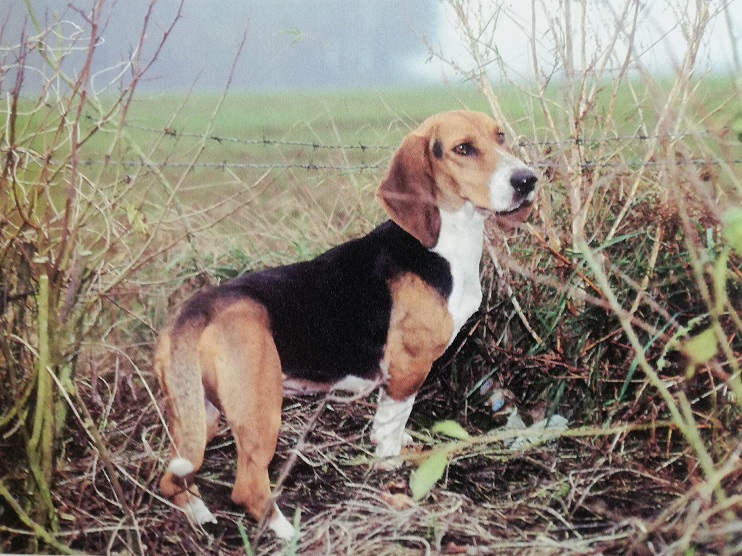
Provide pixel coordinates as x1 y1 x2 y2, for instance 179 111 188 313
371 393 416 469
269 505 296 540
168 457 217 525
186 497 218 525
370 425 412 447
373 428 409 470
375 454 404 470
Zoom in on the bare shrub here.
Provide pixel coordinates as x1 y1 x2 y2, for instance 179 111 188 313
0 2 189 552
426 0 742 552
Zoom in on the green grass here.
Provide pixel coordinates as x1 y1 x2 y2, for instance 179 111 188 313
88 77 738 187
120 81 729 142
17 78 738 180
124 87 493 135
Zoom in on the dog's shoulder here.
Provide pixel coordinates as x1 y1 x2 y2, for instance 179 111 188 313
226 220 452 302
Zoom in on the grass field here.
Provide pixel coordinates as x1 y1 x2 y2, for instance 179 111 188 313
75 77 739 263
2 4 742 555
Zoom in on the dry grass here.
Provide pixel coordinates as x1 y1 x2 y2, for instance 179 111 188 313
41 348 739 555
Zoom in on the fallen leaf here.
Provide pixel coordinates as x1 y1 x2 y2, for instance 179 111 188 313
410 451 448 501
431 419 470 440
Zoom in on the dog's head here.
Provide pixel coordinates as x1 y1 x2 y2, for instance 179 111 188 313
377 110 537 248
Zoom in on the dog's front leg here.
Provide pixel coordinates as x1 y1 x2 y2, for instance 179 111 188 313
370 389 415 465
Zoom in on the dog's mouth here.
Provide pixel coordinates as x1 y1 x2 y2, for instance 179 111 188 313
493 199 534 230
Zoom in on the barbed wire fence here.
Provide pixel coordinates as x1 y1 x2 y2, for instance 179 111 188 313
72 121 741 173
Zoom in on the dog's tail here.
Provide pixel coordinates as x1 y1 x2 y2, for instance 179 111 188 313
167 456 196 477
156 320 209 480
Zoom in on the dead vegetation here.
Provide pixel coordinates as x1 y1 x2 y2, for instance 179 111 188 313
2 0 742 554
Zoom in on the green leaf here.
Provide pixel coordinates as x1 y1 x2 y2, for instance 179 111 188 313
723 207 742 256
685 328 718 366
731 113 742 142
410 451 448 501
431 420 470 440
237 520 254 556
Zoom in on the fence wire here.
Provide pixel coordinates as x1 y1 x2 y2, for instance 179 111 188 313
123 120 732 151
76 157 742 172
78 159 385 171
123 122 397 151
31 119 742 172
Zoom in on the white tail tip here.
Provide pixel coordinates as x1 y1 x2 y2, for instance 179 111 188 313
168 456 195 477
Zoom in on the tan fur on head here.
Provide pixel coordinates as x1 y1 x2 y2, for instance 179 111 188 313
376 133 441 248
377 110 527 248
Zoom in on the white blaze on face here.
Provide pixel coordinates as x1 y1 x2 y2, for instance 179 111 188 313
488 151 536 212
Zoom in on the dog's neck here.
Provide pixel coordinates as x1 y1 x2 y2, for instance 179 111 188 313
432 202 486 346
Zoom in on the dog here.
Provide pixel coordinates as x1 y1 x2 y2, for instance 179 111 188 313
156 110 537 539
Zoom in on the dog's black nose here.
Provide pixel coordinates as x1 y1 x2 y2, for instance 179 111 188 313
510 168 538 196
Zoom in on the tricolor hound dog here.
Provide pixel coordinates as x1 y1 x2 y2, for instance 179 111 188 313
156 110 537 539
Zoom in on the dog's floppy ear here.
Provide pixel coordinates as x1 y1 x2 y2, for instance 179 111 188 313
376 133 441 249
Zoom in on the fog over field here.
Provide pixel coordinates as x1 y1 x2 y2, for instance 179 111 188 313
4 0 438 90
4 1 741 93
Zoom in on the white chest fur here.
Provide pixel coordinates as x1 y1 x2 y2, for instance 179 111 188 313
432 203 486 346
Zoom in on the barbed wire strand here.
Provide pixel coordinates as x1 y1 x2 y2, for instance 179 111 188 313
122 121 396 151
121 120 733 151
75 157 742 172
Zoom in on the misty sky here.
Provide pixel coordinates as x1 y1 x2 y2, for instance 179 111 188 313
3 0 442 91
2 1 740 93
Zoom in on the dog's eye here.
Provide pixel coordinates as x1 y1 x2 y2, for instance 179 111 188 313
453 142 476 156
495 131 506 145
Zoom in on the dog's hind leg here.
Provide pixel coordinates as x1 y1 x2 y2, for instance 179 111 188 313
205 300 295 540
156 327 218 525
